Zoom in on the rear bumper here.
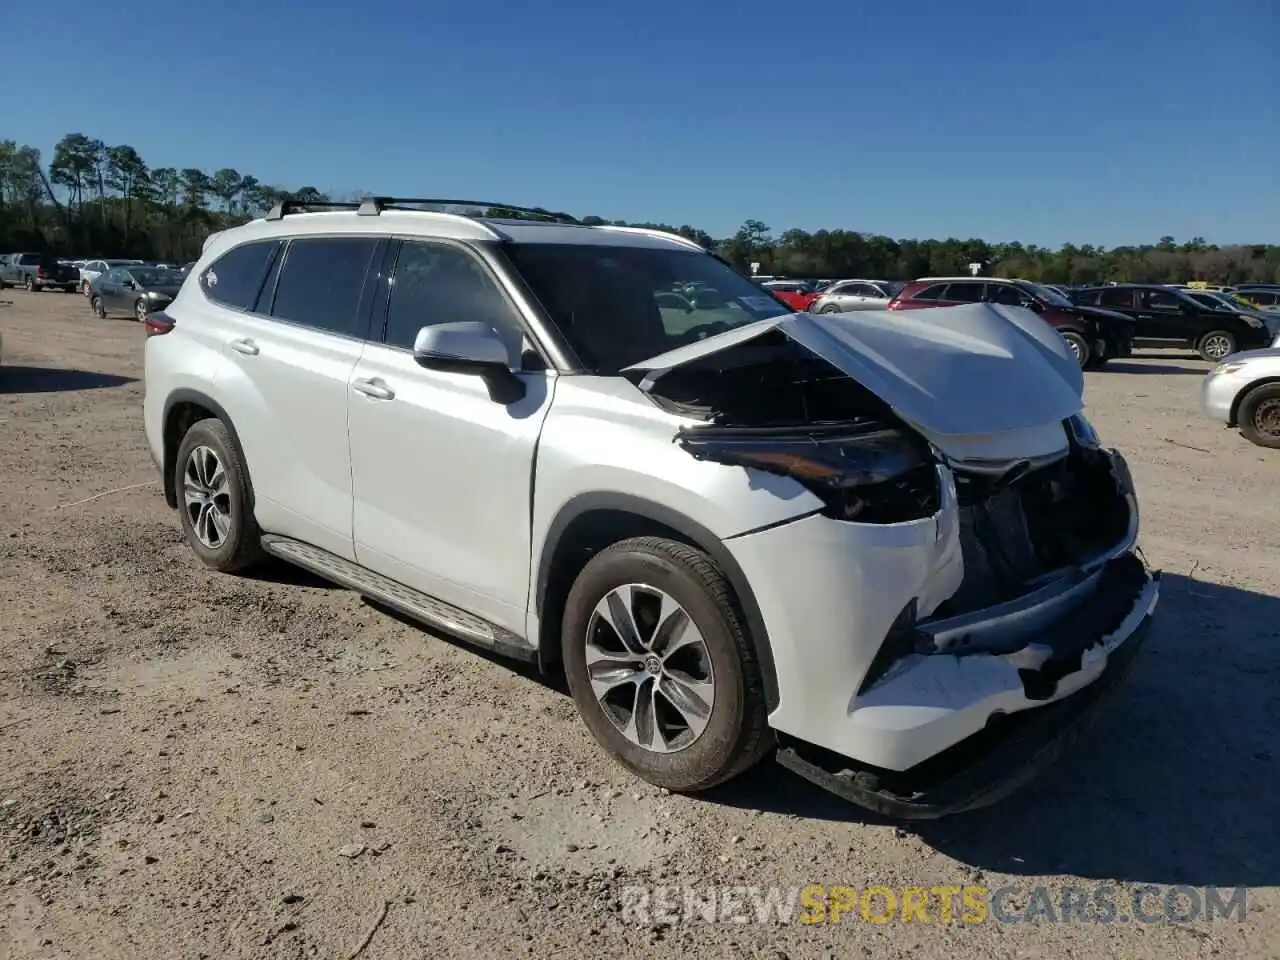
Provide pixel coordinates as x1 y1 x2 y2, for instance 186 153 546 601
776 559 1158 818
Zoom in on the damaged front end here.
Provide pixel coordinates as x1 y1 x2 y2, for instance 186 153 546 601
626 309 1159 817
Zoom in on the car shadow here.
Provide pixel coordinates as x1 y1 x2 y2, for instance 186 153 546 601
0 366 138 394
701 573 1279 889
242 558 342 590
1100 360 1207 376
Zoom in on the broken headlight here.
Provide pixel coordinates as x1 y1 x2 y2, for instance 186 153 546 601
677 426 941 523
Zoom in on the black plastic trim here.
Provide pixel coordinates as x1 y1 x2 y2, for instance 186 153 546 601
160 390 251 510
536 491 782 710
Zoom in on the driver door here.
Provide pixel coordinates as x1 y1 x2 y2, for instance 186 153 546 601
348 239 556 635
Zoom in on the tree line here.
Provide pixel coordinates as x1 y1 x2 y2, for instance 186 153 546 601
2 132 1278 284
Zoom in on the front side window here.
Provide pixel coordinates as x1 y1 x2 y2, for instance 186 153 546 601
270 238 378 336
940 282 985 302
383 241 526 362
503 243 790 373
202 240 281 311
1142 290 1184 311
986 283 1024 305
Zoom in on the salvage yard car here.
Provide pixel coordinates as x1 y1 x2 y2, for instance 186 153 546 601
143 197 1160 818
1202 347 1280 448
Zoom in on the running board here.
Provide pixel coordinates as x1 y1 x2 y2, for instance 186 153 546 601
259 535 536 662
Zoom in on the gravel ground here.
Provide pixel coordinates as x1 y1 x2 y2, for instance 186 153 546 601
1 290 1276 960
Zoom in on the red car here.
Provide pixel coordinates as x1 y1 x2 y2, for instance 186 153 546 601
886 277 1135 369
761 280 820 312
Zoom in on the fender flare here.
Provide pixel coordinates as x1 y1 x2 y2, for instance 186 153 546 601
160 389 251 509
536 491 780 711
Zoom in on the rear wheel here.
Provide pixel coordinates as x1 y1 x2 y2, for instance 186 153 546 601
1238 383 1280 449
174 418 266 573
82 280 91 296
1198 330 1236 362
91 296 106 318
24 277 35 292
561 536 772 792
818 303 843 314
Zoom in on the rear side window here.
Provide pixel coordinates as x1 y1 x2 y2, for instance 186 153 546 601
270 237 378 337
19 254 44 266
1098 288 1132 309
202 241 280 311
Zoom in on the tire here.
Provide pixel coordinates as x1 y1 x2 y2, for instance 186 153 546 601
82 281 91 297
1061 330 1090 369
1238 383 1280 449
135 298 148 322
818 303 843 314
561 536 772 792
24 277 35 292
90 296 106 318
1198 330 1237 363
173 417 266 573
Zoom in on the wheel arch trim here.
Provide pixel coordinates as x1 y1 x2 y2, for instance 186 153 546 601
161 389 251 510
535 491 780 710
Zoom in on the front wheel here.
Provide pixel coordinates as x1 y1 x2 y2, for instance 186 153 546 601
90 296 106 318
174 418 266 573
135 298 148 322
1238 383 1280 449
561 537 772 792
1061 330 1090 368
1198 330 1237 362
82 281 91 296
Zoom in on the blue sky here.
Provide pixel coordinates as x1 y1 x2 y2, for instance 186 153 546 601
2 0 1276 246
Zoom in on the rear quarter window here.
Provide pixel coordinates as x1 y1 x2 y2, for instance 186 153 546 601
911 284 946 301
201 241 282 311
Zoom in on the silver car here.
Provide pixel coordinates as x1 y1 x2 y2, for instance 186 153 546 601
1202 346 1280 448
810 279 904 314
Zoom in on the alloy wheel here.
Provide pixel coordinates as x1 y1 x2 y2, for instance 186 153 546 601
584 584 715 754
183 445 233 549
1202 334 1232 361
135 299 147 322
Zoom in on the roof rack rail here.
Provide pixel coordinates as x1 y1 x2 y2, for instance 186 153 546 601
355 196 580 224
263 199 362 221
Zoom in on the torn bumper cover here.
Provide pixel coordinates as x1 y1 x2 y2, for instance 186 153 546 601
778 555 1159 819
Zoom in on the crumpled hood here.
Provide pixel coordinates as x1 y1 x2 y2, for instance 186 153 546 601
625 303 1085 440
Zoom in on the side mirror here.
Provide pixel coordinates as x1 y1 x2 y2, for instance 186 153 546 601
412 322 525 403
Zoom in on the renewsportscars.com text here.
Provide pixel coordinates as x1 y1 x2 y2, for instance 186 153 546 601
620 884 1248 926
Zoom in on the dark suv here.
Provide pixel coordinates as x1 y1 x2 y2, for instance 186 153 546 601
887 277 1134 369
1073 284 1274 362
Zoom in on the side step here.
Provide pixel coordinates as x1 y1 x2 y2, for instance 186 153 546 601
260 535 537 662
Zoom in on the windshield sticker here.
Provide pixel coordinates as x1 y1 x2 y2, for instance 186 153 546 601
740 295 779 312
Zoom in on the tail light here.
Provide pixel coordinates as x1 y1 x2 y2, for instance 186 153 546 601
144 310 175 337
36 266 46 279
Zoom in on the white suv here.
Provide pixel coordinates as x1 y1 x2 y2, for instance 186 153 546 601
143 197 1159 817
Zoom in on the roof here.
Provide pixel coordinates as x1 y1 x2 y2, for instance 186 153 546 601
211 207 704 253
912 276 1020 283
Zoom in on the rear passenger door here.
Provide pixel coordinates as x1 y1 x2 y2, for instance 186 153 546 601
209 235 384 561
347 238 555 636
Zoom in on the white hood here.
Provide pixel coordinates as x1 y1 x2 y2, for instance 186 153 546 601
626 303 1085 458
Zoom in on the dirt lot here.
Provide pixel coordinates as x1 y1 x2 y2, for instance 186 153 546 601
1 290 1276 960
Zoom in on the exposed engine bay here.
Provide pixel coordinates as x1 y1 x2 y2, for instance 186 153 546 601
636 327 1136 620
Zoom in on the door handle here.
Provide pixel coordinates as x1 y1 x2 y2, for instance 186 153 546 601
352 377 395 401
228 338 259 356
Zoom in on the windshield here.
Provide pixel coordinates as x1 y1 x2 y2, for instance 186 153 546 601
503 243 791 372
1017 280 1074 307
131 268 179 286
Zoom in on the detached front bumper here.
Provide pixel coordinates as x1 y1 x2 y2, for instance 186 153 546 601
724 447 1158 817
778 556 1158 818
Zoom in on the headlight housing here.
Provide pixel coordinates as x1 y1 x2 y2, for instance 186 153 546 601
1066 413 1101 449
1241 315 1264 329
677 426 940 523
